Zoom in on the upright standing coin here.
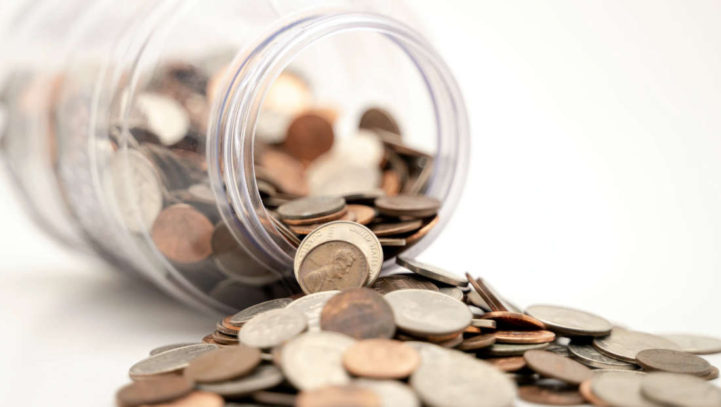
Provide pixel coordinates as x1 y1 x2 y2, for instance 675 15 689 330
287 290 340 331
384 289 472 336
183 345 262 383
116 376 193 406
662 334 721 355
129 344 218 379
281 331 356 391
229 297 293 326
296 240 369 293
320 288 395 340
354 379 420 407
641 372 721 407
635 349 712 376
568 342 638 370
590 370 655 407
395 257 467 286
296 385 381 407
593 327 680 363
523 350 593 385
343 339 421 379
525 304 613 337
375 195 440 218
151 204 214 264
238 308 307 348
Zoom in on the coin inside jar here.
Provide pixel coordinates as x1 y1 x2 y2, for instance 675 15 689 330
277 196 346 220
150 204 214 264
116 376 194 407
523 350 593 385
183 345 262 383
384 289 472 337
374 194 440 218
296 385 381 407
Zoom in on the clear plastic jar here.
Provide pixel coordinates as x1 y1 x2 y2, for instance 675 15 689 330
0 0 469 314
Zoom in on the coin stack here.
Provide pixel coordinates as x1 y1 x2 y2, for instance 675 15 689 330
116 225 721 407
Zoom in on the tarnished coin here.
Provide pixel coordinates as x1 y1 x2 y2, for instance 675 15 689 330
396 256 466 287
149 343 199 356
359 107 401 136
371 220 423 237
343 339 421 379
641 372 721 407
494 330 556 344
482 342 551 357
346 204 376 225
568 341 638 370
525 304 613 337
375 194 440 218
579 379 610 407
704 366 720 381
480 311 546 330
287 290 340 331
284 113 335 163
378 237 406 247
486 356 527 372
116 376 193 406
184 345 262 383
438 287 464 301
211 222 281 285
281 331 356 390
593 327 681 363
296 385 381 407
146 391 224 407
457 333 496 351
297 240 369 293
238 308 307 348
129 343 218 379
320 288 395 340
294 221 383 287
662 334 721 355
197 364 284 397
354 379 420 407
590 370 654 407
519 384 586 406
151 204 214 264
371 274 438 294
278 196 345 220
524 350 593 385
106 150 163 233
384 289 472 336
635 348 712 376
229 297 293 326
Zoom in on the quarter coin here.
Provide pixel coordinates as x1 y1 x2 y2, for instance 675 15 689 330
129 343 218 379
238 308 307 348
523 350 593 385
183 345 262 383
287 290 340 331
116 376 193 406
296 385 381 407
343 339 421 379
641 372 721 407
384 289 472 336
229 297 293 326
320 288 396 340
395 256 467 287
525 304 613 337
281 331 356 390
635 348 712 376
297 240 369 293
592 327 681 363
438 287 464 302
374 194 440 218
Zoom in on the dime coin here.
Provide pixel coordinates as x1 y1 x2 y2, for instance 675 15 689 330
183 345 262 383
592 327 680 363
129 343 218 379
374 194 440 218
662 334 721 355
524 350 593 385
343 339 421 379
294 221 383 286
151 204 214 264
197 364 284 397
229 297 293 326
371 274 438 294
238 308 307 348
396 256 467 286
296 385 381 407
384 289 472 336
518 384 586 406
635 348 712 376
281 331 356 390
284 113 334 163
567 341 638 370
480 311 546 330
590 370 654 407
641 372 721 407
116 376 193 406
494 330 556 344
485 356 527 372
482 342 551 357
438 286 464 301
525 304 613 337
278 196 346 220
346 204 376 225
371 220 423 237
146 391 224 407
457 333 496 351
149 343 199 356
320 288 396 340
297 240 369 293
359 107 401 136
287 290 340 332
354 379 420 407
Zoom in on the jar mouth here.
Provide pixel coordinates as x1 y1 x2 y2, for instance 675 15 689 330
208 12 470 275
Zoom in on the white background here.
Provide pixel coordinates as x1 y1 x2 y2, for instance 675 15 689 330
2 1 721 405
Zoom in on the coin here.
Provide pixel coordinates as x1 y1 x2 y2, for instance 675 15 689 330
287 290 340 331
593 327 681 363
482 342 551 357
438 287 464 301
371 274 439 294
252 391 297 406
281 331 356 390
238 308 307 348
494 330 556 344
525 304 613 337
354 379 420 407
470 319 497 329
359 107 401 136
384 289 472 336
371 219 423 237
149 343 199 356
211 222 282 285
297 240 369 293
403 215 439 246
703 366 720 381
635 348 712 376
129 344 218 379
457 333 496 351
116 376 193 406
485 356 527 372
197 364 284 397
136 92 190 146
518 384 586 406
343 339 421 379
590 370 654 407
296 385 381 407
579 379 610 407
294 221 383 286
229 297 293 326
278 196 346 220
106 150 163 233
282 207 349 226
151 204 214 264
378 237 406 247
346 204 376 225
143 391 224 407
465 275 507 312
641 372 721 407
567 341 638 370
284 113 334 163
480 311 546 330
396 256 466 286
320 288 396 340
374 194 440 218
524 350 593 385
183 345 262 383
662 334 721 355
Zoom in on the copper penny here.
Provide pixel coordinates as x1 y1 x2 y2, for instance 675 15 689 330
210 331 238 345
282 207 349 226
346 204 376 225
486 356 527 372
457 333 496 351
359 107 401 136
370 219 423 237
404 215 439 246
524 350 594 385
437 333 465 348
374 194 440 218
480 311 546 330
117 376 193 406
494 330 556 344
465 274 507 312
297 241 369 293
296 385 381 407
278 196 346 220
371 274 438 294
287 210 355 234
284 113 334 163
635 348 712 376
140 391 224 407
579 379 610 407
151 204 213 264
519 385 586 406
381 169 402 196
320 288 396 340
343 339 421 379
184 345 261 383
257 149 308 196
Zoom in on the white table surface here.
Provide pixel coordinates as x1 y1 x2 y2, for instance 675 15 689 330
2 1 721 405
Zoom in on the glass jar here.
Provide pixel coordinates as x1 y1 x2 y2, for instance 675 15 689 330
0 0 469 314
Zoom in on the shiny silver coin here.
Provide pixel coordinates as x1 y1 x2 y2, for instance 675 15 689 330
384 289 472 336
229 297 293 326
198 364 284 397
438 287 464 302
641 372 721 407
662 333 721 355
590 370 654 407
482 342 551 357
148 342 199 356
354 379 420 407
568 341 637 370
277 196 345 220
396 256 467 287
286 290 340 332
129 343 218 378
525 304 613 337
593 327 680 363
281 331 356 390
238 308 307 348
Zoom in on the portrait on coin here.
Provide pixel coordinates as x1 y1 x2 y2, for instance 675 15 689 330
298 241 369 292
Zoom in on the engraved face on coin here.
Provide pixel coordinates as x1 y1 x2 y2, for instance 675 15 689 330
592 327 681 363
297 241 369 293
238 308 307 349
281 331 356 391
525 304 613 337
384 289 472 336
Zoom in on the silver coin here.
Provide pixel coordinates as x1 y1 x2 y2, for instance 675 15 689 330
148 342 201 356
384 289 472 336
438 287 464 302
593 327 680 363
286 291 340 332
482 342 551 357
467 289 491 311
661 333 721 355
525 304 613 337
354 379 420 407
568 342 637 370
590 370 654 407
198 364 284 397
280 331 355 390
136 92 190 145
230 298 293 326
277 196 345 220
396 256 467 287
239 308 307 348
129 343 217 378
641 372 721 407
471 319 497 329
